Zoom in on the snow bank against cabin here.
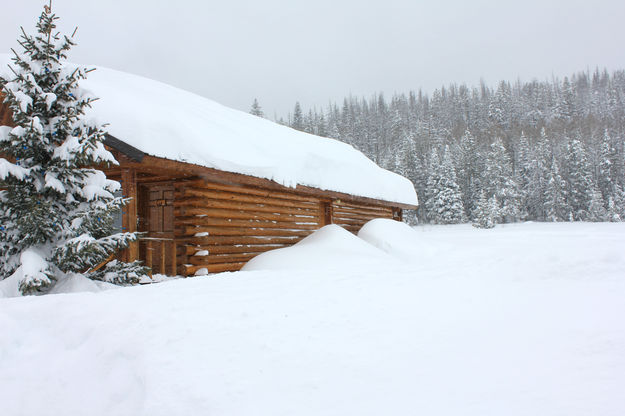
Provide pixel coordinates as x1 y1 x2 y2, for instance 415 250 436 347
242 224 395 272
243 220 445 272
358 218 435 261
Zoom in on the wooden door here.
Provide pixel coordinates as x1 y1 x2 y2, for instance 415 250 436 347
145 185 174 236
139 183 175 275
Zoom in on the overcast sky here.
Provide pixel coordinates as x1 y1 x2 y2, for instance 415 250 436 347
3 0 625 117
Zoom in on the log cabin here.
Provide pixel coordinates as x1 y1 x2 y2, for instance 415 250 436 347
0 58 418 277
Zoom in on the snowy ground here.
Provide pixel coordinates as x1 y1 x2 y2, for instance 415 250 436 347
1 221 624 416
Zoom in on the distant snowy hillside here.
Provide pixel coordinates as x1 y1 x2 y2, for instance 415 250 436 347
1 221 624 416
0 54 417 206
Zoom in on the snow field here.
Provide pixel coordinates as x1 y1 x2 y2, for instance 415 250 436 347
1 221 624 416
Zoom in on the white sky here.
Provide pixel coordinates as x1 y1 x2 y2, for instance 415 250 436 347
2 0 625 117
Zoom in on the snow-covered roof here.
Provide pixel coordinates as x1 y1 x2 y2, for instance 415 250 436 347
0 54 418 206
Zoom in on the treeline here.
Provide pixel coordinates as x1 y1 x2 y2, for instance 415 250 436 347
253 68 625 224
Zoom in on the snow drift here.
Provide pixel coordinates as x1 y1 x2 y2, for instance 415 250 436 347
242 224 395 272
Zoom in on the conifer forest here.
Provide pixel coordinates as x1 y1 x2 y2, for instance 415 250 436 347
269 70 625 225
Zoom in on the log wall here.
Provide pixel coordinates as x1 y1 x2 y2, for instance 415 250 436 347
172 179 398 276
330 200 395 233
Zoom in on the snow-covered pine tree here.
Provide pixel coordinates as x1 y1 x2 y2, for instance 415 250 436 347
249 98 264 118
607 185 625 221
455 129 481 220
0 4 147 294
597 129 616 205
514 131 532 220
424 148 441 223
563 138 593 220
316 112 328 137
291 101 304 131
521 131 546 220
430 146 464 224
482 138 521 223
587 186 608 222
543 155 568 221
472 190 497 229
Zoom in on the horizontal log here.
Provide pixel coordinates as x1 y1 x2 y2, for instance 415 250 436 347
332 207 393 218
332 210 382 219
333 202 390 211
331 210 389 221
185 262 247 275
179 187 320 210
178 178 320 204
334 200 391 211
174 197 320 217
185 244 285 256
180 235 302 246
339 225 361 233
188 253 259 266
331 216 370 225
175 216 321 230
175 207 319 223
178 226 313 238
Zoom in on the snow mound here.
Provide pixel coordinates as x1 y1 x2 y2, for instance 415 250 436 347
359 218 454 261
242 224 393 272
0 271 116 298
48 273 116 295
0 270 20 298
358 218 423 261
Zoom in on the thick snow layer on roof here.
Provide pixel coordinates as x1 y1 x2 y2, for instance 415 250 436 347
0 55 416 205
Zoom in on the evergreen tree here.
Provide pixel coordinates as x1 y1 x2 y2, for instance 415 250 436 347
291 101 304 131
597 129 616 204
587 186 608 222
472 191 497 229
608 185 625 221
0 4 147 294
543 155 568 221
424 149 441 223
525 129 553 220
249 98 264 118
427 146 464 224
483 138 521 223
455 129 481 219
563 138 594 220
515 132 532 220
316 112 328 137
606 196 621 222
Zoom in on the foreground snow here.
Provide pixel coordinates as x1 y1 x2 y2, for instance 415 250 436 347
1 221 624 416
